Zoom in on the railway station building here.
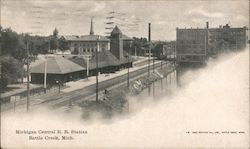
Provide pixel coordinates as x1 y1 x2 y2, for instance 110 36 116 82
30 56 86 84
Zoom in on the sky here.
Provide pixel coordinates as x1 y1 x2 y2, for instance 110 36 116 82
1 0 249 40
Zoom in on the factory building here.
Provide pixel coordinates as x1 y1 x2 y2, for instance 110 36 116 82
176 22 248 63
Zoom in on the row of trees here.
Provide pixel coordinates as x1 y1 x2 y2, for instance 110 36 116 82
0 27 69 92
123 37 148 56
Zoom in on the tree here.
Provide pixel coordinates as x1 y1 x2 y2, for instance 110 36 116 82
53 28 58 38
131 37 148 56
0 27 38 90
58 37 69 51
49 28 59 52
0 55 25 90
1 27 26 61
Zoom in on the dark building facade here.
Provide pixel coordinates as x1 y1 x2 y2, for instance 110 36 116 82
176 22 248 63
110 26 133 69
110 26 124 60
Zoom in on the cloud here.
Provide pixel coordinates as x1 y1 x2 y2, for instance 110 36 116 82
1 1 248 40
91 2 106 12
235 15 248 22
187 6 224 18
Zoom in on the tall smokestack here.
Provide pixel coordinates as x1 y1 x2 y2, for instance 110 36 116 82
206 21 209 29
148 23 151 42
90 17 94 35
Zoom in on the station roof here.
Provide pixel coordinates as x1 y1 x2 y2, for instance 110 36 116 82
31 56 85 74
68 51 120 69
68 50 133 69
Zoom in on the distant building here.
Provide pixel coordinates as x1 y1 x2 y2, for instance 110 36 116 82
66 26 133 77
176 22 248 63
62 18 133 55
110 26 133 68
152 41 176 60
62 18 109 55
122 34 134 53
110 26 124 60
30 56 85 84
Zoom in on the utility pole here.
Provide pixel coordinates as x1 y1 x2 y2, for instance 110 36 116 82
148 23 151 96
134 46 137 57
0 33 2 107
26 39 30 112
48 36 51 53
127 42 131 88
95 36 100 103
44 55 47 93
152 49 155 97
204 35 207 63
86 56 89 79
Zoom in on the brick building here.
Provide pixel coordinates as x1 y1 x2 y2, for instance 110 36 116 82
63 18 133 56
62 18 109 55
176 22 248 63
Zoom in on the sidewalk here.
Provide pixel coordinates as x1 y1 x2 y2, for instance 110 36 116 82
62 60 163 93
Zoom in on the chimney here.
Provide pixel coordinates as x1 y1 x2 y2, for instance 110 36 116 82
90 17 94 35
148 23 151 42
206 21 209 29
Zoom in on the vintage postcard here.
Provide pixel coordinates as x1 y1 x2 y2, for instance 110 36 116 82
0 0 249 148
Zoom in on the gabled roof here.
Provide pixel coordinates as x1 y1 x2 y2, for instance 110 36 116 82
31 56 85 74
63 35 109 42
111 26 122 34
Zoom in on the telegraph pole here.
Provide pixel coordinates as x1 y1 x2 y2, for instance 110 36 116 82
26 39 30 111
127 42 131 88
86 56 89 79
0 33 2 107
152 49 155 97
44 55 47 93
95 36 100 103
134 46 137 57
148 23 151 96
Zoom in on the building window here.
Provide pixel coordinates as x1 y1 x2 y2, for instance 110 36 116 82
87 49 90 52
